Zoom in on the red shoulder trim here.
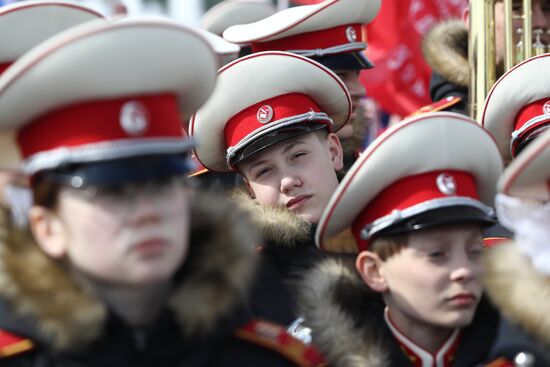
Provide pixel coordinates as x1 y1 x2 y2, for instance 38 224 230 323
483 237 510 248
188 154 209 177
406 96 462 118
485 357 515 367
235 319 325 367
188 168 209 177
0 329 34 358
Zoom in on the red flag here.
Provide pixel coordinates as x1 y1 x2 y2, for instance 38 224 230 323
362 0 467 117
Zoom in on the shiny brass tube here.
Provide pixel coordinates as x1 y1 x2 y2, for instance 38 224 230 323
469 0 497 121
469 0 537 121
523 0 532 59
504 0 514 69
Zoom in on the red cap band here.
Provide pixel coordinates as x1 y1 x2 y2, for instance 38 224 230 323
224 92 327 150
351 170 479 251
251 24 363 54
18 93 184 159
512 98 550 155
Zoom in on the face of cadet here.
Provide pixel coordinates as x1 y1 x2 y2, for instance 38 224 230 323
334 70 366 140
30 177 191 285
494 0 550 67
357 224 484 330
239 131 344 224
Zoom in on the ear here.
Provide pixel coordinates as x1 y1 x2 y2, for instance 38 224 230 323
327 133 344 172
461 7 469 28
28 206 68 259
355 250 388 293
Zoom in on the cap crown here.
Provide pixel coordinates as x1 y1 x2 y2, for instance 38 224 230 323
317 112 503 253
0 18 218 175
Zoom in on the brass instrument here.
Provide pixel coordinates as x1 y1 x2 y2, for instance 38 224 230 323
469 0 547 121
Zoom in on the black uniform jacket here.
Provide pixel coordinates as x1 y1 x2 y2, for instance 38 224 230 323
231 189 328 328
0 193 322 367
297 257 500 367
484 242 550 366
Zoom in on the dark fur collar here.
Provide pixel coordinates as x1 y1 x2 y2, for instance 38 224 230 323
422 20 469 87
298 257 499 366
229 188 311 247
484 242 550 348
0 191 259 351
297 258 390 366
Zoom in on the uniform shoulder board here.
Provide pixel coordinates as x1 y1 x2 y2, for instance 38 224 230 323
0 329 34 358
484 357 515 367
188 155 209 178
406 96 462 118
235 319 325 367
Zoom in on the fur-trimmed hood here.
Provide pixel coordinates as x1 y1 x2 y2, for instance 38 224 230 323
297 257 390 366
422 19 469 88
0 191 259 352
229 188 311 247
484 242 550 348
298 257 499 367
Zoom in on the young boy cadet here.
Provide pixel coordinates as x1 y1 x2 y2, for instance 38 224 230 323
223 0 381 168
190 51 350 334
484 128 550 366
298 112 504 366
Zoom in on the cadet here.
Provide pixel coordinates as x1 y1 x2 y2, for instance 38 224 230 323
483 54 550 165
190 51 350 332
298 112 503 366
223 0 381 169
484 129 550 366
0 18 322 367
0 0 105 225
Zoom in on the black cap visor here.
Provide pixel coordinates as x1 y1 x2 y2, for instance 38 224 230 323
311 52 374 71
41 154 193 188
513 123 550 157
375 205 497 238
230 123 328 168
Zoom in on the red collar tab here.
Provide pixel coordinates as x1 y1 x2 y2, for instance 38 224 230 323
352 170 479 251
0 62 13 76
18 93 184 160
385 310 462 367
512 98 550 156
251 24 364 55
393 333 462 367
224 92 327 150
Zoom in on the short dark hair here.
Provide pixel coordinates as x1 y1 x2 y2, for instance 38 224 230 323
31 175 62 210
369 233 408 261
